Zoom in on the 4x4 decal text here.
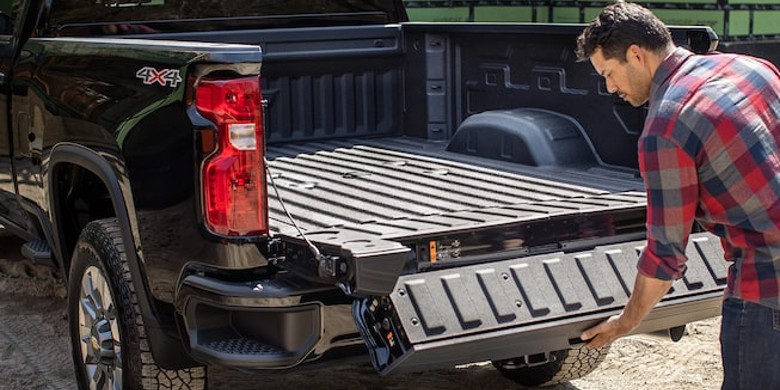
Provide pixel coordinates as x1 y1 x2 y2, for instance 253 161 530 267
136 67 182 88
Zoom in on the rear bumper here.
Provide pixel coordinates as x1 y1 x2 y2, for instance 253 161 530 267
356 232 728 374
175 271 363 369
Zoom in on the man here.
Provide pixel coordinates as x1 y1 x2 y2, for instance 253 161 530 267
575 1 780 388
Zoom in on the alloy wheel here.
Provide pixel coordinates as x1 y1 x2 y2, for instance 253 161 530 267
78 265 123 390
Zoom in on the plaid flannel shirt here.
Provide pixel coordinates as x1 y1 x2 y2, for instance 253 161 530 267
638 47 780 310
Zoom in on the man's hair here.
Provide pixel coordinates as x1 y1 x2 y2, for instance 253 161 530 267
575 1 672 62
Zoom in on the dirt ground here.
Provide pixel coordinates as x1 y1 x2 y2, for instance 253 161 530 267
0 232 724 390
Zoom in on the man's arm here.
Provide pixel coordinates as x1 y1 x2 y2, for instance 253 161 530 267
581 274 673 348
581 130 699 347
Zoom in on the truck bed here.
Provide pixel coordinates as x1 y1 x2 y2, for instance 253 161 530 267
266 136 646 243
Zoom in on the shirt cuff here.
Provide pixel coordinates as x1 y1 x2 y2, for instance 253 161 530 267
637 246 686 281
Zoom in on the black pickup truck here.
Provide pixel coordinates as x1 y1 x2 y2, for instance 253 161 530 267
0 0 729 388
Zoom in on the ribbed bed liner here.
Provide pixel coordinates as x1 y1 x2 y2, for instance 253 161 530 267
266 137 646 241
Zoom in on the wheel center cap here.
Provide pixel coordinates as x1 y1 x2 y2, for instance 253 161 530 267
89 318 115 361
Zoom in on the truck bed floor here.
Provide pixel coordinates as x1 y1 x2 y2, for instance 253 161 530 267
266 137 646 242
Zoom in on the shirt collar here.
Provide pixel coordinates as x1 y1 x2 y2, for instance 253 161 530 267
650 47 693 101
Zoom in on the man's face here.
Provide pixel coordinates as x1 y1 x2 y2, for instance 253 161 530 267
589 46 652 107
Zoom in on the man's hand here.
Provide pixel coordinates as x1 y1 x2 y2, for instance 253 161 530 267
580 273 674 349
581 313 637 348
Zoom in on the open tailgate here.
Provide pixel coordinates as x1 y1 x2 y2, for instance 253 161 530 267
354 232 727 375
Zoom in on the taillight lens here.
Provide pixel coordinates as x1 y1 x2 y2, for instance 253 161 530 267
196 76 267 236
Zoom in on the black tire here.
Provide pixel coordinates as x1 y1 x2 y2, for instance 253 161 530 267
67 218 206 389
492 345 610 387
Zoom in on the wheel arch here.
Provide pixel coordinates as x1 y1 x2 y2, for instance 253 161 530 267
48 142 198 369
47 142 136 281
446 108 601 168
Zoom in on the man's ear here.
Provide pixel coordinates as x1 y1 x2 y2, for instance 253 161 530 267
626 44 643 64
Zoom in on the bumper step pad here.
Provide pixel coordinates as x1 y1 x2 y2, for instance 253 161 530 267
204 338 284 355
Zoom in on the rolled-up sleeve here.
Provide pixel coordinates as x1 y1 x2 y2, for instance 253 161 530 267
638 134 699 281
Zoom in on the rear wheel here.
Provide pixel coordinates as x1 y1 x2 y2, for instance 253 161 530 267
68 218 206 389
492 345 610 387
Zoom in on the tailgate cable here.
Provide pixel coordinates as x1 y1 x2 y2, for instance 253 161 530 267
265 158 352 294
265 158 323 261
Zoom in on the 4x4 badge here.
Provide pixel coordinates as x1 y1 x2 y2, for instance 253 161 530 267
136 67 182 88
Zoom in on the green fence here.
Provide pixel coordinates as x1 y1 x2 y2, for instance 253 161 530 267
403 1 780 39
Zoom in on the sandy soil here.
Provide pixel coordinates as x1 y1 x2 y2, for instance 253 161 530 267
0 232 724 390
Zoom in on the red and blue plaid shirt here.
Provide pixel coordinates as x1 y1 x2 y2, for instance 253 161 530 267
638 47 780 310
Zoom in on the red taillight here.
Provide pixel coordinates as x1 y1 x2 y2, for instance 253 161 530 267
196 76 267 236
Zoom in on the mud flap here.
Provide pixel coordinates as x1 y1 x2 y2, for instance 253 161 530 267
354 233 728 374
